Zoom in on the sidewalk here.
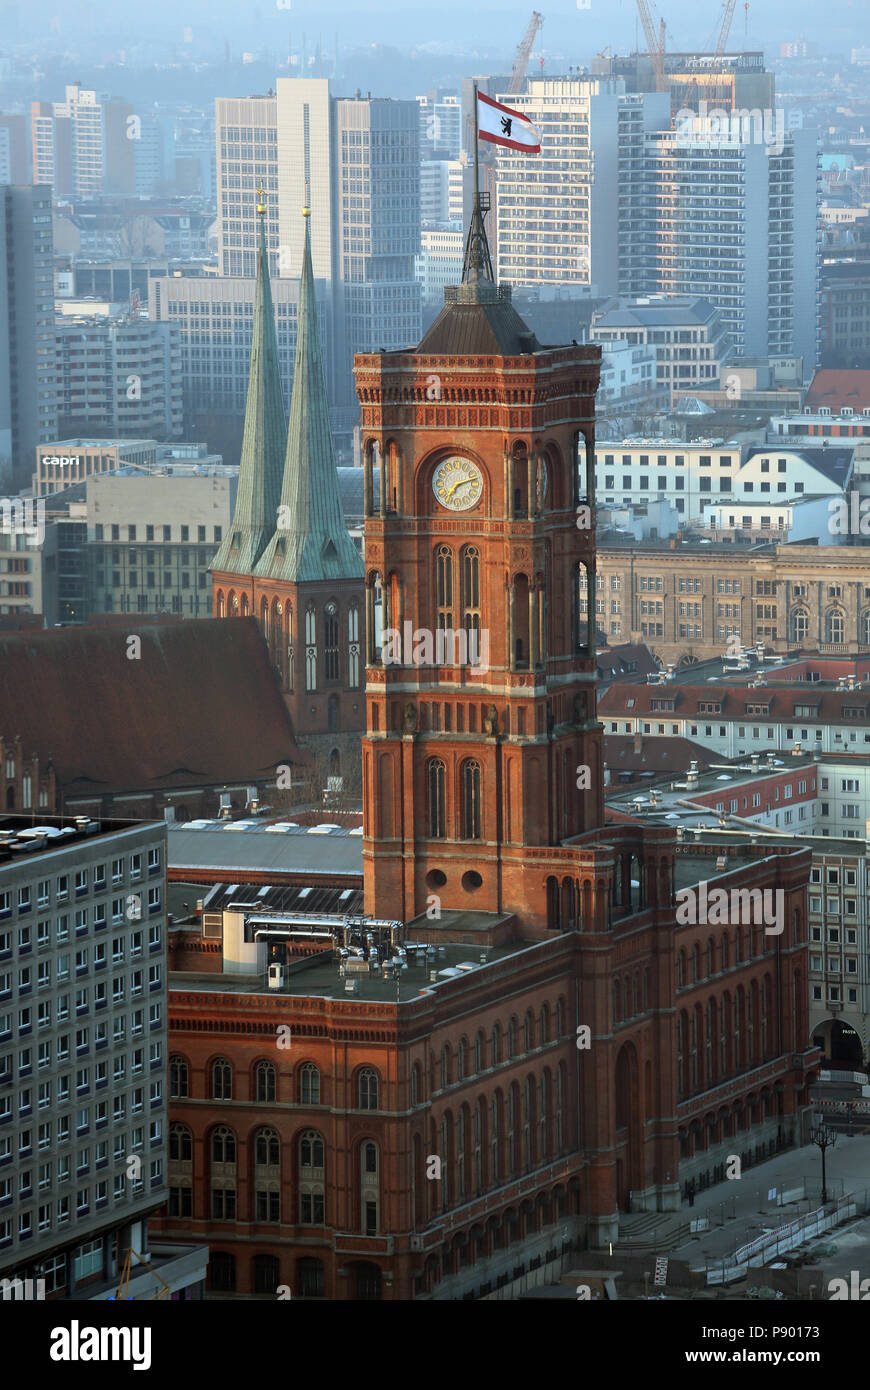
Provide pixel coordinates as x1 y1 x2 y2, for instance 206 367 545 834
668 1132 870 1271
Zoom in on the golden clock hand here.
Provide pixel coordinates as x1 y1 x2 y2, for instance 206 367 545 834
446 475 469 500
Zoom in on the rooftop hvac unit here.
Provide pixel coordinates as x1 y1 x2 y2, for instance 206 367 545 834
267 964 285 990
715 855 727 870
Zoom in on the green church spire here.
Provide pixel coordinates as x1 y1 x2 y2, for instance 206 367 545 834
212 188 286 577
256 202 362 584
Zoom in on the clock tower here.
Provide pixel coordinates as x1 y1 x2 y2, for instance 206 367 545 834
356 199 605 938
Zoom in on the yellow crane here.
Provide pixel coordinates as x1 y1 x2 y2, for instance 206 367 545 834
634 0 667 91
114 1246 171 1301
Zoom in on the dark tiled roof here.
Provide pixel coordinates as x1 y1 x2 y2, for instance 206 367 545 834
417 281 541 356
596 643 659 683
604 735 721 775
0 618 307 794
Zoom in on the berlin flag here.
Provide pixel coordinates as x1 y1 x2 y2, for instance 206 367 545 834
477 90 541 153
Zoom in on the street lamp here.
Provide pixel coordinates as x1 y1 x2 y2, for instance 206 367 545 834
809 1122 838 1205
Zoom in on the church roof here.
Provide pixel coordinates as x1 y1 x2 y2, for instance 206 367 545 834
0 619 307 795
211 209 286 577
256 210 362 585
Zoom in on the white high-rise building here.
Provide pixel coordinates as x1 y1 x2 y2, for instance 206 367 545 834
495 77 670 297
215 95 279 278
645 119 820 365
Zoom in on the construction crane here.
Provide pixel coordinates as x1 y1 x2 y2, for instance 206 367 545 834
508 11 544 95
634 0 667 91
706 0 737 56
115 1246 171 1301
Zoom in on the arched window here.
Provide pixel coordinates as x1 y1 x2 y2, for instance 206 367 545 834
507 1017 517 1059
436 545 453 630
169 1123 192 1162
460 759 482 839
491 1094 500 1183
211 1058 232 1100
300 1062 320 1105
863 611 870 646
411 1063 420 1106
825 608 845 644
791 608 809 643
211 1125 235 1164
305 604 317 690
210 1252 235 1292
348 603 360 687
474 1033 483 1073
169 1055 188 1099
253 1254 280 1293
539 1005 549 1045
255 1060 276 1102
457 1038 467 1080
358 1067 379 1110
462 545 481 660
299 1130 325 1224
327 694 339 732
441 1045 450 1089
427 759 446 837
491 1024 501 1065
254 1127 281 1223
255 1127 280 1167
324 602 339 681
524 1011 533 1052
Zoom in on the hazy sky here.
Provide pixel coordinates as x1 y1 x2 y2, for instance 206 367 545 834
2 0 868 57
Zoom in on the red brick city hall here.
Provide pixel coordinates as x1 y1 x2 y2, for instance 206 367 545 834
153 217 817 1299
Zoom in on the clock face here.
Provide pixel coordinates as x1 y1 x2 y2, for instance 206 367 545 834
432 456 483 512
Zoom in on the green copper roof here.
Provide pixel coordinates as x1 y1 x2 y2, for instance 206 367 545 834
212 212 286 576
255 211 363 585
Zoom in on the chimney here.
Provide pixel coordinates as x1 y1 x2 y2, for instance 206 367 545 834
634 732 643 754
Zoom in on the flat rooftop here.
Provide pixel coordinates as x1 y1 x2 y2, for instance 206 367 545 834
169 936 527 1004
168 821 363 879
0 813 146 869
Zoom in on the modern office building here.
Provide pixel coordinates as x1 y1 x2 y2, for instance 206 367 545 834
416 92 461 159
82 472 233 619
215 95 279 278
0 115 28 183
415 226 464 307
495 78 671 297
29 85 134 199
275 80 421 409
35 439 159 497
591 296 733 402
54 316 182 442
0 812 207 1300
150 269 331 431
644 121 820 365
0 185 57 491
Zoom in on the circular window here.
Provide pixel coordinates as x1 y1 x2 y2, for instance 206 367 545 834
426 869 447 889
462 870 483 892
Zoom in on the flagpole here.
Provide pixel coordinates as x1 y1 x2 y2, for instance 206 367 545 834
472 80 480 211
